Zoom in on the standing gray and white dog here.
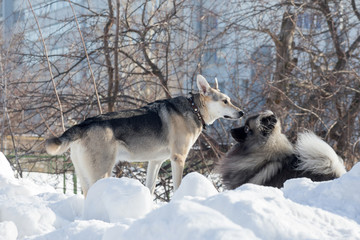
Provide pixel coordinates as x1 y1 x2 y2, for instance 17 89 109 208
219 110 346 189
45 75 244 196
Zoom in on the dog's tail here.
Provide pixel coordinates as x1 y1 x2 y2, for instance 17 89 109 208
45 126 82 155
295 131 346 177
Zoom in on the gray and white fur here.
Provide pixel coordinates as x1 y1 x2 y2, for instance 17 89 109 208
45 75 244 197
219 111 346 189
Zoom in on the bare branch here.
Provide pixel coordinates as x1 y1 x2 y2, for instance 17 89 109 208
67 0 103 114
26 0 65 132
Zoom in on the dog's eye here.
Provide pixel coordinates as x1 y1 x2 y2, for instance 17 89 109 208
223 99 228 104
244 126 250 134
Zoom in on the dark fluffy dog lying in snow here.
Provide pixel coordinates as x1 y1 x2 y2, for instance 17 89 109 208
219 110 346 189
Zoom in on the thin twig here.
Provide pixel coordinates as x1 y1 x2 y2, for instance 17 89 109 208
5 111 22 177
269 84 328 130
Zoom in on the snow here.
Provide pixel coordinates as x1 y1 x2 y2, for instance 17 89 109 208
23 171 82 194
0 221 18 240
172 172 218 201
84 177 153 222
0 152 360 240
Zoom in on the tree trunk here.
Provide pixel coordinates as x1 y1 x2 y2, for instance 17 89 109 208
270 11 297 105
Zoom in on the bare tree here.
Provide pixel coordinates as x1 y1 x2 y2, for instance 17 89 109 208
1 0 359 197
225 0 360 167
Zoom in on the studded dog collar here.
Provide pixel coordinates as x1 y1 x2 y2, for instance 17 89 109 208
187 93 207 130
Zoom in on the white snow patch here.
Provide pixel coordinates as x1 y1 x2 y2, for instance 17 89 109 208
84 177 153 222
172 172 218 201
0 152 360 240
0 152 15 179
0 221 18 240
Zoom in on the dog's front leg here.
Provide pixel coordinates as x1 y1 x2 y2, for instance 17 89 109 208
171 153 186 191
145 160 164 194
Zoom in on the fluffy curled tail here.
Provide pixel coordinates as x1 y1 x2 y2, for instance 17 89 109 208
45 137 71 155
295 131 346 177
45 126 82 155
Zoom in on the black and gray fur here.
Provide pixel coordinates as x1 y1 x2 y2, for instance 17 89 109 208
219 110 346 189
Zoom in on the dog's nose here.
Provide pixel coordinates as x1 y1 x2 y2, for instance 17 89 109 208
238 111 244 118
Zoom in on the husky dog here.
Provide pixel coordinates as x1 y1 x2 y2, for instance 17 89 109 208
219 110 346 189
45 75 244 196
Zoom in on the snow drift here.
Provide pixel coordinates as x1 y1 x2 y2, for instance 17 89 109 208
0 152 359 240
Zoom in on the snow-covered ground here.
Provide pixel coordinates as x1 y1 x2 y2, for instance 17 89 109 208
1 151 360 240
23 171 82 195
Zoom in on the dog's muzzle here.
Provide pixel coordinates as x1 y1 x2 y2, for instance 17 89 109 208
238 111 244 118
224 111 244 119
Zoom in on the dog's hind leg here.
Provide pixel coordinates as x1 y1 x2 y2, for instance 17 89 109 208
71 127 117 197
145 160 165 194
70 144 93 197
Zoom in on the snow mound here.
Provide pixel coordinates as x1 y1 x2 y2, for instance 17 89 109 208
0 153 59 238
122 199 259 240
172 172 218 201
1 152 360 240
283 162 360 223
0 221 18 240
32 220 116 240
84 177 153 222
0 152 15 179
203 184 360 239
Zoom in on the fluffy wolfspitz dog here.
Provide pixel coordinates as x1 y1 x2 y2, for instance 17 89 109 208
219 110 346 189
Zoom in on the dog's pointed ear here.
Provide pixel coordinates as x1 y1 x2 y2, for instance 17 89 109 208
197 75 211 95
214 77 219 90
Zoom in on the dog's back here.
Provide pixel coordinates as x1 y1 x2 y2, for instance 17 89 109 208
45 96 193 155
45 103 163 156
263 153 343 188
261 131 346 187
